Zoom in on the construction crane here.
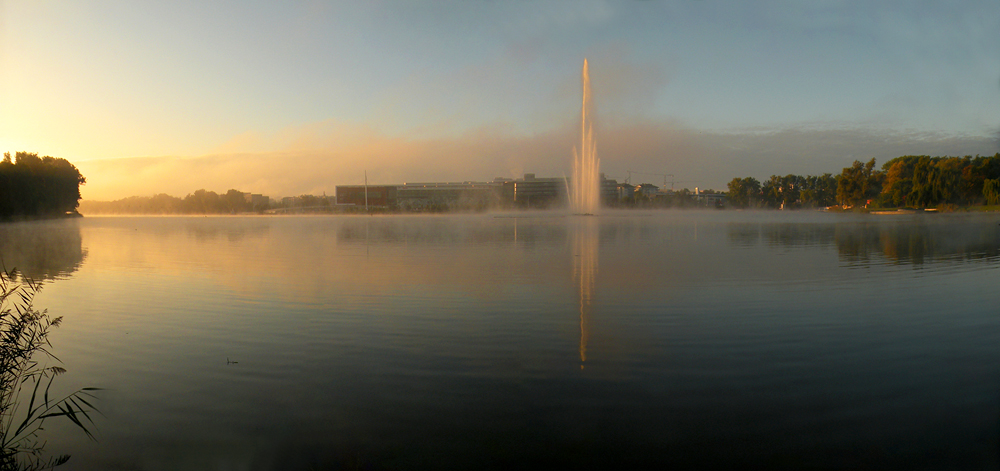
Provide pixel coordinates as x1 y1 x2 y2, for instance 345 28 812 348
625 171 698 191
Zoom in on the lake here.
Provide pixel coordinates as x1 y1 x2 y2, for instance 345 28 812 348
3 211 999 470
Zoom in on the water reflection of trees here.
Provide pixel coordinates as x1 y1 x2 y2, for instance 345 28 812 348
336 216 697 250
727 223 837 248
0 220 86 281
728 218 1000 265
336 218 569 246
93 217 272 243
836 221 1000 265
182 220 270 243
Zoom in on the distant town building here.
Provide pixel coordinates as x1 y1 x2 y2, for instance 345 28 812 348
617 182 636 200
695 188 726 208
636 183 660 198
599 174 619 205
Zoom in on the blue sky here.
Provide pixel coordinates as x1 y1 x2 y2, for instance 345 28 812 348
2 1 998 198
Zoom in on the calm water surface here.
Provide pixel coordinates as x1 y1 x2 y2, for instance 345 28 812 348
3 211 1000 470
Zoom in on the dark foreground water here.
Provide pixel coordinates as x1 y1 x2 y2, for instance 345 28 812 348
2 211 1000 470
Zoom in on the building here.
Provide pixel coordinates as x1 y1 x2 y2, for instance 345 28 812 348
635 183 660 198
617 182 636 201
695 188 727 208
508 173 566 208
599 175 619 206
334 173 619 211
396 182 502 211
335 185 398 208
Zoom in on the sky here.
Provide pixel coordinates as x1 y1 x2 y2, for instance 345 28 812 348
2 0 999 200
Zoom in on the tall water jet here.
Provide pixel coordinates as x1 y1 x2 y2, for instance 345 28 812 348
570 59 600 215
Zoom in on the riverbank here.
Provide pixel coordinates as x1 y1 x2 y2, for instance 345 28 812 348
827 204 1000 214
0 210 82 223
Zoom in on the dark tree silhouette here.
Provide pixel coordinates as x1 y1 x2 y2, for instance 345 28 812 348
0 152 86 220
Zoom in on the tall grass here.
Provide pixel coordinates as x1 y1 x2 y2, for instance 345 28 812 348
0 269 98 470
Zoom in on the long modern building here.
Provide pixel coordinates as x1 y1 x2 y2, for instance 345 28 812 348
335 173 620 210
335 185 398 208
396 181 501 211
505 173 566 208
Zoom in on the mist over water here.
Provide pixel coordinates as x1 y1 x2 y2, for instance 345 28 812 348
15 212 1000 469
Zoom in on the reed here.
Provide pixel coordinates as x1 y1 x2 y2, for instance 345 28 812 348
0 269 98 470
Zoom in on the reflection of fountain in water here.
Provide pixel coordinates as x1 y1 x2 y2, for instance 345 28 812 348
572 219 598 368
570 59 600 215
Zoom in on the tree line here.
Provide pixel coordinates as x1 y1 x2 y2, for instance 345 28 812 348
0 152 86 220
727 153 1000 209
619 185 722 208
727 173 839 209
79 189 266 215
880 154 1000 207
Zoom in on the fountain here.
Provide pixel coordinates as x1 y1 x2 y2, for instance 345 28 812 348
569 59 600 367
570 59 601 215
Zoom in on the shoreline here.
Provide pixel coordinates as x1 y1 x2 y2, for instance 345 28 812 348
0 211 83 223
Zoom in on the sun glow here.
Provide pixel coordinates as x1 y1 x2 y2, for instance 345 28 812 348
0 139 33 158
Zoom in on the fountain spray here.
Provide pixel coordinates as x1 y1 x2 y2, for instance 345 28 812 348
570 59 601 215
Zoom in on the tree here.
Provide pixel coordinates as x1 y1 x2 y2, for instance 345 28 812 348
671 188 692 207
984 178 1000 205
880 157 917 207
779 174 803 208
183 190 223 214
726 177 760 208
879 155 988 208
223 190 249 214
727 178 746 208
799 173 836 207
761 176 782 208
0 152 85 219
836 158 881 207
297 195 330 208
